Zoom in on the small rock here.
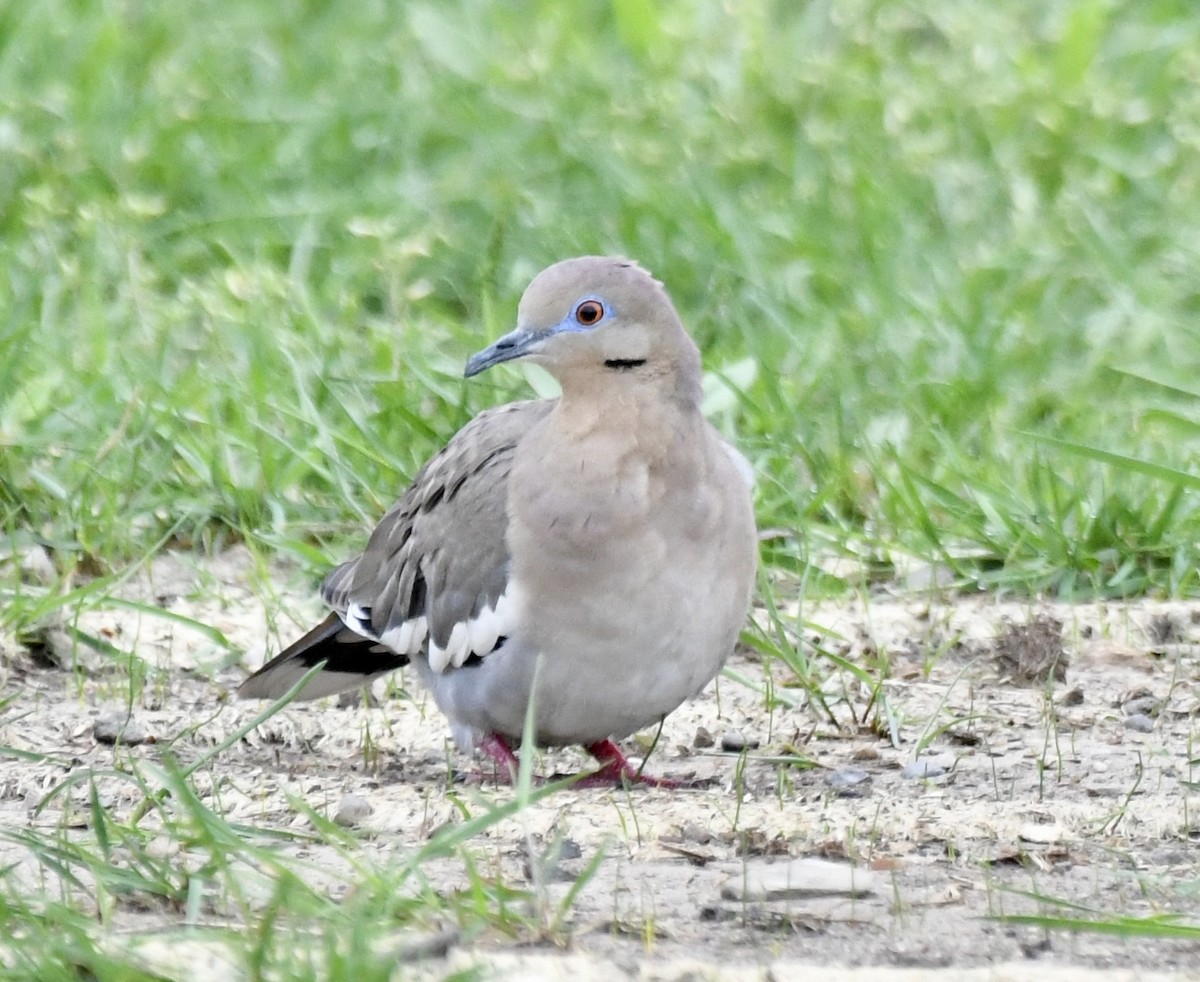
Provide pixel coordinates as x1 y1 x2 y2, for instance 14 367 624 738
22 625 77 670
902 757 948 780
680 822 714 845
19 545 57 584
388 926 459 962
720 731 760 752
721 857 875 902
1124 714 1155 733
524 836 583 882
901 561 957 591
93 714 149 746
1058 686 1084 707
1122 695 1160 717
1018 822 1064 844
825 768 870 794
333 793 374 827
692 726 715 749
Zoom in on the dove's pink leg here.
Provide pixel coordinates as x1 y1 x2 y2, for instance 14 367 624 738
578 739 681 789
478 733 520 783
477 734 680 788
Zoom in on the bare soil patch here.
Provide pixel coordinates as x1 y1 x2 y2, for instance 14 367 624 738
2 547 1199 978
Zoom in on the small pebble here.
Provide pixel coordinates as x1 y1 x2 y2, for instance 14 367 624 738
93 714 149 746
902 758 947 780
825 767 870 793
721 857 875 902
720 731 760 752
692 726 715 749
1124 714 1155 733
1019 822 1064 844
19 545 57 584
1122 696 1159 717
1058 686 1085 707
389 926 459 962
524 837 583 882
334 793 374 827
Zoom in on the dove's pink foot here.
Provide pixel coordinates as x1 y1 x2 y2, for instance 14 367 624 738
576 738 681 789
476 734 681 788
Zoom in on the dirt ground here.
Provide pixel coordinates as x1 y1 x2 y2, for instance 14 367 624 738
2 546 1199 979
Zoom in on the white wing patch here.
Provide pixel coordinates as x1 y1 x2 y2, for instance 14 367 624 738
428 622 469 674
346 601 430 657
428 581 525 675
344 584 523 675
379 616 428 656
345 602 375 639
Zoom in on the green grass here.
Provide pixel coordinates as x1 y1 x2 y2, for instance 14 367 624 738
4 0 1200 600
1 672 595 979
3 0 1200 973
990 888 1200 940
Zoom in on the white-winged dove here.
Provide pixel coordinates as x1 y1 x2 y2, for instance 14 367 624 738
239 257 758 786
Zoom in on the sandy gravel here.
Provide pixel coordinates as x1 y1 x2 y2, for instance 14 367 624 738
1 546 1198 978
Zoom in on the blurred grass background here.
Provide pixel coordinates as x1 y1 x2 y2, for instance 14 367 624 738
4 0 1200 606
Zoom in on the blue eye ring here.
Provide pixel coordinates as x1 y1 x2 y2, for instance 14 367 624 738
574 299 605 326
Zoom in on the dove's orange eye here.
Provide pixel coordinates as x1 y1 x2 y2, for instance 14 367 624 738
574 300 605 326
